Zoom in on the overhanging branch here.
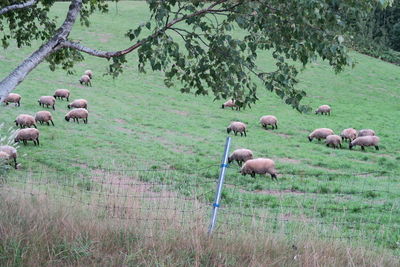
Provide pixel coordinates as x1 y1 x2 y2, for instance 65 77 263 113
61 0 230 59
0 0 38 16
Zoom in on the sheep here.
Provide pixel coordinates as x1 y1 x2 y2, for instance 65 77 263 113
65 108 88 124
38 96 56 110
325 134 342 149
67 99 88 110
53 89 70 101
228 149 253 166
14 128 40 146
227 121 247 137
15 114 37 128
260 115 278 130
79 74 92 86
340 128 357 142
35 111 54 126
358 129 375 137
3 93 21 107
315 105 331 115
349 136 380 151
308 128 334 142
0 145 18 169
240 158 277 180
221 99 240 111
84 70 93 79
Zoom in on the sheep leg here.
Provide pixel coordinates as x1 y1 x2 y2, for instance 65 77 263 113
275 123 278 129
251 172 255 178
243 130 246 137
13 158 17 169
52 105 55 110
46 121 50 126
234 131 238 136
36 138 40 146
33 124 37 128
77 118 79 124
236 160 242 167
89 81 92 87
375 146 379 150
339 143 342 148
361 146 365 151
50 120 55 126
33 140 37 146
23 140 27 145
84 118 88 124
271 174 277 181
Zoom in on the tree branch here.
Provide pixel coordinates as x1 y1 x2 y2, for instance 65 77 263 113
61 0 228 59
0 0 83 101
0 0 38 16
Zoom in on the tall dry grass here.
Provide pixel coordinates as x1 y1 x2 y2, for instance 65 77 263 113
0 192 398 266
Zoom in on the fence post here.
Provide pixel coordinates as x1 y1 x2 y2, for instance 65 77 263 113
208 136 231 235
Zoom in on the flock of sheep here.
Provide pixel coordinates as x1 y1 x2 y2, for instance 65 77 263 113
222 100 380 180
0 70 93 169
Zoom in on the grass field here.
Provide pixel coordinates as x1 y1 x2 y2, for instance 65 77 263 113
1 1 400 265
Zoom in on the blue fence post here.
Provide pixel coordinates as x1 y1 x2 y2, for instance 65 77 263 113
208 136 231 235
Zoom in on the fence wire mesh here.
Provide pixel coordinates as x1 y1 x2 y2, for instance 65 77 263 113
0 160 399 252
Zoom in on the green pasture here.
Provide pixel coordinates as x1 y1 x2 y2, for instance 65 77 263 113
0 1 399 253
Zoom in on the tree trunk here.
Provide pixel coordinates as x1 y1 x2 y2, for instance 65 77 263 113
0 0 82 102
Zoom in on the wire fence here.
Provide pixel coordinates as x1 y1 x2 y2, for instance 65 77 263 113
0 161 399 253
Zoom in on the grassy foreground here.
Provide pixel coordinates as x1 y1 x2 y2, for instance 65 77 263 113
0 1 399 265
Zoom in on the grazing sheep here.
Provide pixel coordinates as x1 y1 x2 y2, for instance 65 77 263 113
349 136 380 151
240 158 277 180
3 93 21 107
308 128 334 142
260 115 278 130
79 75 92 86
84 70 93 79
35 111 54 126
358 129 375 137
15 128 40 146
38 96 56 110
67 99 88 109
315 105 331 115
221 99 240 111
0 145 17 169
228 149 253 166
65 108 88 124
15 114 37 128
340 128 357 142
325 134 342 149
53 89 70 101
227 122 247 137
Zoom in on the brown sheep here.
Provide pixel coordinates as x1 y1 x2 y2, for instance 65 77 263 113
15 128 40 146
0 145 18 169
3 93 21 107
325 134 342 149
340 128 357 142
358 129 376 137
228 149 253 166
38 96 56 110
65 108 88 124
79 75 92 86
35 111 54 126
240 158 277 180
84 70 93 79
53 89 70 101
15 114 37 128
260 115 278 130
221 99 240 111
67 99 88 109
349 136 380 151
227 122 247 137
315 105 331 115
308 128 334 142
